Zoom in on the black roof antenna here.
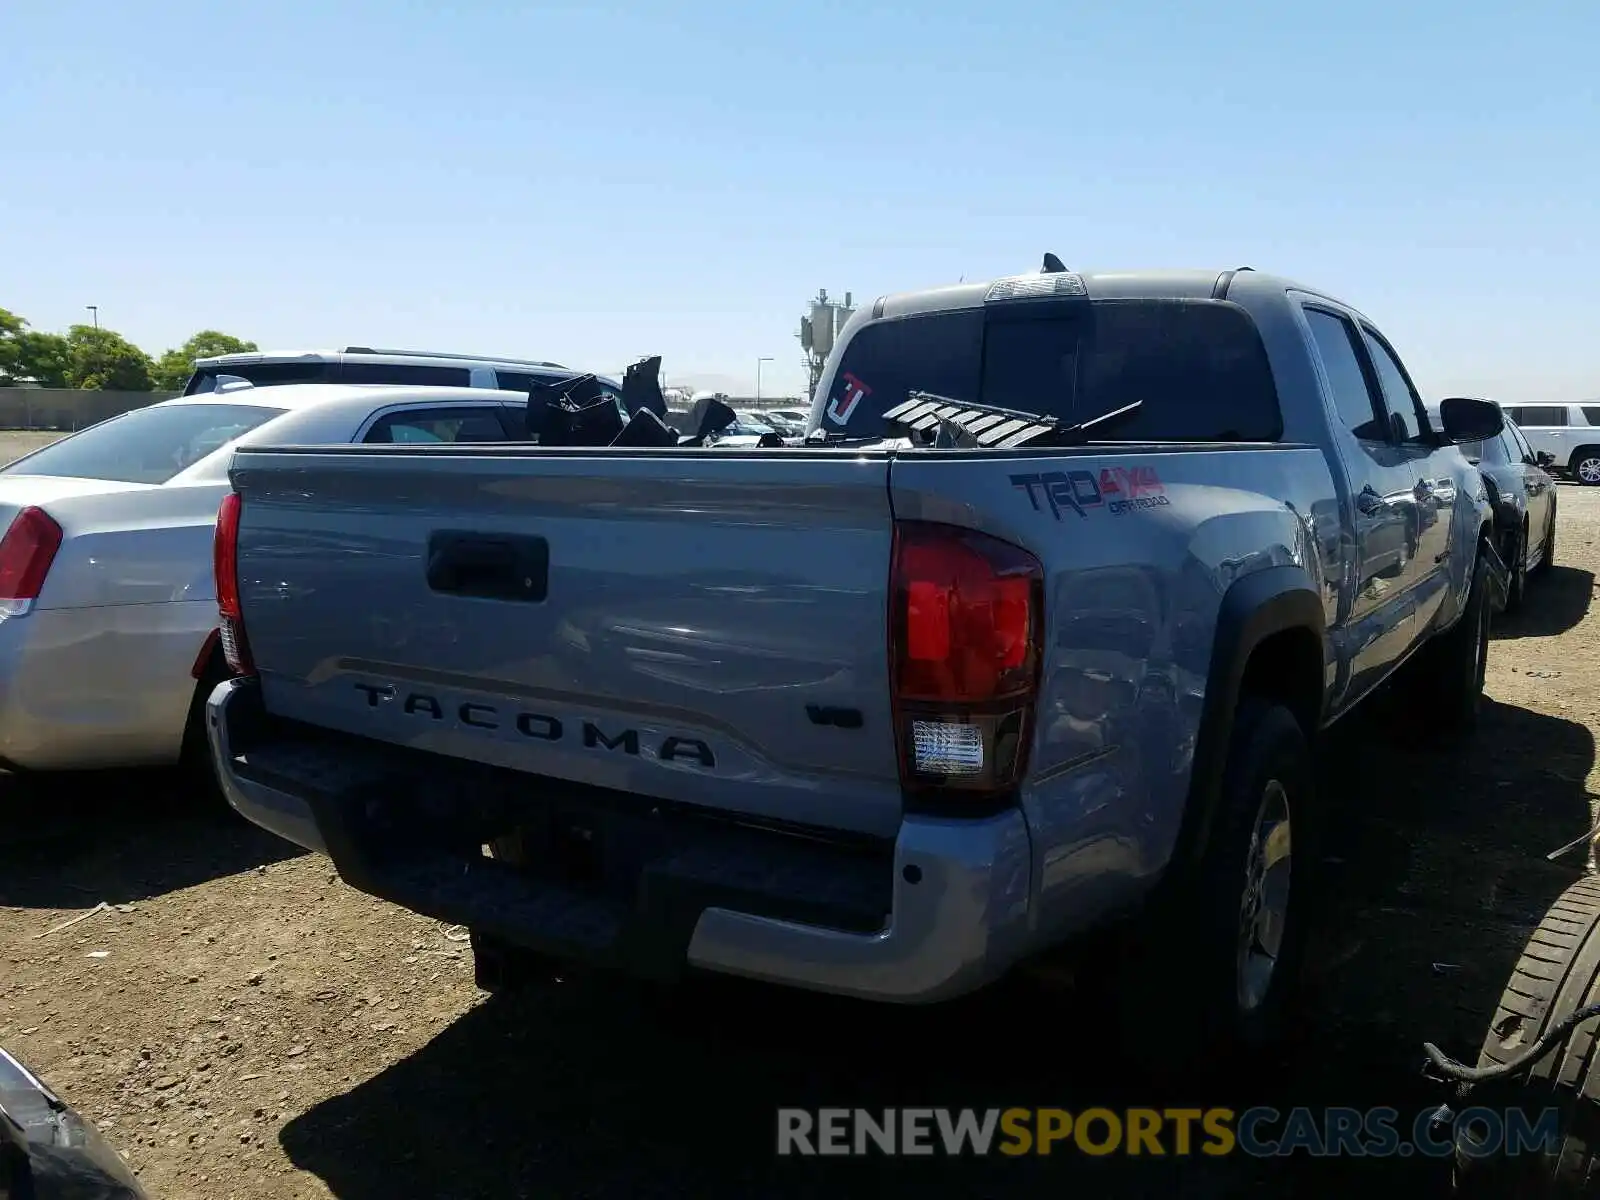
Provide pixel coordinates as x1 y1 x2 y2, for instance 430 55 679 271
1235 265 1255 272
1041 252 1068 273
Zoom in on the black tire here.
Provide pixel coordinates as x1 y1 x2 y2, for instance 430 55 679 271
1502 524 1528 614
1453 877 1600 1197
1570 448 1600 487
1416 543 1493 739
1113 700 1314 1074
1532 503 1556 578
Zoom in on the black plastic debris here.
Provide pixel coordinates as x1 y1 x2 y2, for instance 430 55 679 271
678 394 737 446
612 408 679 447
527 373 623 446
620 355 667 419
882 391 1143 450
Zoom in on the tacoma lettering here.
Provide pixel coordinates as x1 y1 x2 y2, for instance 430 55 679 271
351 685 715 768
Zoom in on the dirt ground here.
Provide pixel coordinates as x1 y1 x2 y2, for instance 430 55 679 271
2 460 1598 1198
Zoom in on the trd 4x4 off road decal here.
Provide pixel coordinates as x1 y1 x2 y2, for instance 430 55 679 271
1011 465 1169 520
1101 465 1170 513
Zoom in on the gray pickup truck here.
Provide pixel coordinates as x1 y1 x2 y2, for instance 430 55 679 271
205 266 1505 1060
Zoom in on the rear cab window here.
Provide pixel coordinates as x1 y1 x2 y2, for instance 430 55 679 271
816 299 1282 442
185 360 473 394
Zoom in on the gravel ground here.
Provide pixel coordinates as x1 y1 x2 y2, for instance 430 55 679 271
1 472 1598 1199
0 429 71 463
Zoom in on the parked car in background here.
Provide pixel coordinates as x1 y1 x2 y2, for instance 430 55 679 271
1431 402 1558 611
183 347 623 404
0 381 537 784
1497 402 1600 485
755 409 808 438
707 412 781 446
762 408 809 427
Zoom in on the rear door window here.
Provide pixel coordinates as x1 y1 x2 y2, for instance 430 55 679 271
185 361 337 393
819 299 1281 441
363 407 515 443
341 363 473 387
1519 406 1568 426
1303 309 1386 441
1583 407 1600 426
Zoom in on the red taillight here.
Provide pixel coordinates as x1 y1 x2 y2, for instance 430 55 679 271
890 521 1043 801
0 507 64 614
213 492 254 676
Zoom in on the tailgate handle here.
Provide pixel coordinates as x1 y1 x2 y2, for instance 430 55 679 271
426 532 548 602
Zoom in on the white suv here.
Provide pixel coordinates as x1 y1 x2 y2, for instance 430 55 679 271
1499 403 1600 484
182 347 623 402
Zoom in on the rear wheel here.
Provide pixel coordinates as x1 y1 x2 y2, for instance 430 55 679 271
1113 700 1314 1074
1453 878 1600 1197
1502 524 1528 614
1411 541 1492 740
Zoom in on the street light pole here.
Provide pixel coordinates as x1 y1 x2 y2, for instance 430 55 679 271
86 305 98 330
756 357 774 402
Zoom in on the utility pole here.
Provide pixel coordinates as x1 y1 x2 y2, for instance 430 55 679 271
85 305 98 330
756 357 773 402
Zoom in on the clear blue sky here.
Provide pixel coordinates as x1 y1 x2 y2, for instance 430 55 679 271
3 0 1595 400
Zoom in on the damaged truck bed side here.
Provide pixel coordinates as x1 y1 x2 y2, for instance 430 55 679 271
206 266 1504 1057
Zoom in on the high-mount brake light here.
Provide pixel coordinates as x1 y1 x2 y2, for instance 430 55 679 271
889 521 1043 803
0 507 64 618
213 492 255 676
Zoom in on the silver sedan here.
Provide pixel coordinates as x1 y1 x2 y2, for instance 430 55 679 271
0 382 536 778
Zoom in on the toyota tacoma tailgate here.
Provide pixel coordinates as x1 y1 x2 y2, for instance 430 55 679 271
227 444 903 838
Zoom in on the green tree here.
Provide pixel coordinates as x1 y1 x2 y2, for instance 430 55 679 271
152 330 259 391
65 324 155 391
0 308 72 387
13 331 72 387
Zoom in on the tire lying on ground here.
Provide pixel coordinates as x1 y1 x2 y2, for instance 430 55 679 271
1454 876 1600 1197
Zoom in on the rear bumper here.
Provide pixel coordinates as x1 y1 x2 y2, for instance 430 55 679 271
208 677 1035 1003
0 600 214 771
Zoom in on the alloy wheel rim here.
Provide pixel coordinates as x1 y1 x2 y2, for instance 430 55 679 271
1579 458 1600 484
1237 779 1293 1014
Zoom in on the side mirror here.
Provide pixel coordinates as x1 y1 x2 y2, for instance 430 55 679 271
1438 397 1504 445
1537 450 1556 469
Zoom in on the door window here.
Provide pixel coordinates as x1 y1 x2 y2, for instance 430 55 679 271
363 407 514 443
1303 309 1385 441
